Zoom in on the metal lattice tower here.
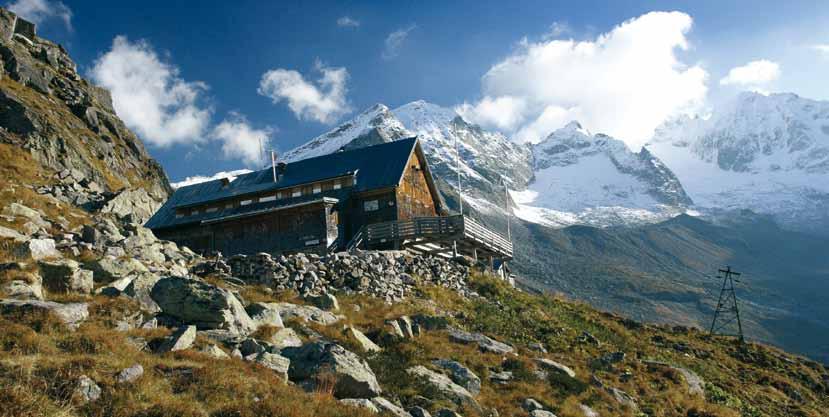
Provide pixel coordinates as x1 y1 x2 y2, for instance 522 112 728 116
709 266 745 342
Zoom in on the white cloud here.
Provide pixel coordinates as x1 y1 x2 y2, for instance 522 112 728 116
455 96 527 130
720 59 781 86
462 11 708 147
7 0 72 30
211 113 274 168
337 16 360 28
258 60 350 124
543 21 570 39
171 169 253 189
90 36 212 147
382 24 416 60
812 44 829 55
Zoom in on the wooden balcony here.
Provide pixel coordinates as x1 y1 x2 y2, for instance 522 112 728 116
348 215 513 261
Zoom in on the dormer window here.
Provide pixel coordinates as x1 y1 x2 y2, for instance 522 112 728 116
240 199 253 206
313 184 322 194
260 195 276 202
333 180 341 190
292 189 301 197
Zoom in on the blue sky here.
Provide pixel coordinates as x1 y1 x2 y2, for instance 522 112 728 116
10 0 829 183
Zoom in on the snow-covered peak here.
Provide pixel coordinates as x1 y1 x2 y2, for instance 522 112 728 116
282 103 411 162
394 100 461 127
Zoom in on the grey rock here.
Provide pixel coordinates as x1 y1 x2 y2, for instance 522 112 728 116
489 371 513 384
406 365 479 410
240 338 266 356
447 328 514 354
157 325 196 353
643 361 704 396
75 375 101 403
116 364 144 384
607 387 637 409
199 344 229 359
245 302 285 329
397 316 416 338
2 203 47 227
99 189 161 224
268 327 303 349
340 398 380 413
304 292 339 311
0 225 26 241
345 326 382 352
371 397 412 417
91 256 149 283
123 272 161 312
253 352 290 381
38 259 93 294
0 299 88 329
522 398 544 412
150 276 256 335
15 238 60 260
535 358 576 378
530 411 557 417
432 359 481 395
435 410 463 417
282 341 381 399
271 302 340 325
2 273 43 300
579 404 599 417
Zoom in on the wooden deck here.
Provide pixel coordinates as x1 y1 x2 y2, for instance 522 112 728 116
347 215 513 261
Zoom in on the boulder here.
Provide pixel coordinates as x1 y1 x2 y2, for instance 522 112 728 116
271 302 340 325
0 225 26 242
408 406 432 417
2 272 43 300
99 189 161 224
74 375 101 403
156 325 196 353
2 203 47 227
0 299 88 329
607 387 637 409
371 397 412 417
267 327 303 349
530 411 557 417
15 239 60 260
435 410 463 417
282 341 382 399
38 259 93 294
447 328 514 354
90 256 149 283
116 364 144 384
406 365 479 410
150 276 256 335
432 359 481 395
345 326 382 353
579 404 599 417
253 352 291 381
122 272 161 312
304 292 339 311
245 302 285 329
522 398 544 412
535 358 576 378
397 316 416 338
340 398 380 413
199 344 229 359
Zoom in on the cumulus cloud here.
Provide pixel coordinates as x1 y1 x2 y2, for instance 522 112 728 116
720 59 781 87
456 96 527 130
337 16 360 28
90 36 212 147
171 169 253 189
258 60 350 124
382 24 416 60
7 0 72 30
460 11 708 147
211 113 274 168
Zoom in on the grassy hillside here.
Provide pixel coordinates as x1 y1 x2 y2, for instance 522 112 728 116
1 271 826 417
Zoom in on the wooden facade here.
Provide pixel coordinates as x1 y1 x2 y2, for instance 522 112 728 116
147 138 446 256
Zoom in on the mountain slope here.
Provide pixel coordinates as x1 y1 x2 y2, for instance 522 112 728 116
648 92 829 235
512 122 692 228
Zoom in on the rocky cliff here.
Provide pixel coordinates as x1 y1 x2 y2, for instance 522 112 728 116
0 8 170 203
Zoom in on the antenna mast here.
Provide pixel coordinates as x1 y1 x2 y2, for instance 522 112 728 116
271 150 277 182
709 266 745 343
455 135 463 216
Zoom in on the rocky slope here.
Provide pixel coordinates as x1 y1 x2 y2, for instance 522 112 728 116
648 92 829 235
0 8 170 204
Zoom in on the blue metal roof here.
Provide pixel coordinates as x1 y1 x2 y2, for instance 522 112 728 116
146 137 419 230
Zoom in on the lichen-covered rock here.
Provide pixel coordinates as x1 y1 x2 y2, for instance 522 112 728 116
253 352 291 381
371 397 412 417
15 238 60 260
0 299 88 329
433 359 481 395
535 358 576 378
38 259 93 294
406 365 479 410
90 256 149 283
267 328 303 349
270 302 340 325
123 272 161 312
2 271 43 300
116 364 144 384
282 341 381 399
245 302 285 329
156 325 196 353
100 189 161 224
150 276 255 335
340 398 380 413
345 326 382 353
74 375 101 403
447 328 514 354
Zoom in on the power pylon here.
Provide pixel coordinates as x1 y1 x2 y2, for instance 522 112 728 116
709 266 745 342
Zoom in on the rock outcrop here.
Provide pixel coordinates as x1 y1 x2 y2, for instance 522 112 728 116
282 341 382 399
150 276 256 335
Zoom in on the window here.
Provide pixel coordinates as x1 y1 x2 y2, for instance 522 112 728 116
276 191 282 199
191 209 200 215
260 195 276 203
205 207 218 213
175 213 184 219
225 203 234 209
333 180 342 190
363 200 379 212
313 184 322 194
240 199 253 206
291 189 301 197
